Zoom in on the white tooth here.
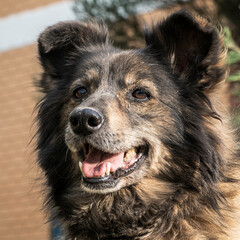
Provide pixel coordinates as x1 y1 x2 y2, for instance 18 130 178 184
79 162 85 177
106 162 111 176
79 161 83 171
101 173 105 178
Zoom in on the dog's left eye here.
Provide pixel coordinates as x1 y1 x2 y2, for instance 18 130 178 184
73 87 87 100
132 88 150 100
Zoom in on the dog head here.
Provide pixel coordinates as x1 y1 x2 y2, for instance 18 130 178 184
37 11 226 195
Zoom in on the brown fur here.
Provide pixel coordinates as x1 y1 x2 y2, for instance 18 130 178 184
36 10 240 239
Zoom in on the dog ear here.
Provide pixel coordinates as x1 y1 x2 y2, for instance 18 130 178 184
144 10 227 91
38 21 108 91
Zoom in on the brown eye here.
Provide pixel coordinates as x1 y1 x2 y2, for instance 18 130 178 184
73 87 87 100
132 88 150 100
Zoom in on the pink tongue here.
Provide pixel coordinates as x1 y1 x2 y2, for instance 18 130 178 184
82 149 125 178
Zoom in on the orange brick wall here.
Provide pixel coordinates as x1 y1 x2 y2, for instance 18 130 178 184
0 0 63 17
0 1 67 239
0 44 49 240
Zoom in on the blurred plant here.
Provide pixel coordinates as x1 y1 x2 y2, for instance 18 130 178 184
73 0 166 23
73 0 187 48
224 26 240 82
224 26 240 127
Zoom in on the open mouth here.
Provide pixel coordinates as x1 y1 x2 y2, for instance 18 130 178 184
78 144 148 185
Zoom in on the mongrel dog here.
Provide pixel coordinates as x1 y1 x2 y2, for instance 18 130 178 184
36 10 240 240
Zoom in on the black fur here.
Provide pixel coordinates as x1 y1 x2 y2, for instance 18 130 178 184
36 10 238 240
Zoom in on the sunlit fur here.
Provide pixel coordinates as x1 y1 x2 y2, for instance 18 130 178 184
36 10 240 239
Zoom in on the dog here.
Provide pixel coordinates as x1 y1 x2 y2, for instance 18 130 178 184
36 10 240 239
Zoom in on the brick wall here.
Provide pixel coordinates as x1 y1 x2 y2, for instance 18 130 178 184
0 44 49 240
0 0 62 17
0 1 64 239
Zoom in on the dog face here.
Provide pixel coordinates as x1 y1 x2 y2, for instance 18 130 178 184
63 50 182 193
37 11 226 195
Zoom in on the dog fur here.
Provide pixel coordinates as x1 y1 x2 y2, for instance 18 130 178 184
36 10 240 239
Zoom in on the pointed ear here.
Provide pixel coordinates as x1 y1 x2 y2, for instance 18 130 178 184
145 10 227 90
38 21 108 91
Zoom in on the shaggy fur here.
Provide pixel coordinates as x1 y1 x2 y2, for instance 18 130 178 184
36 10 240 239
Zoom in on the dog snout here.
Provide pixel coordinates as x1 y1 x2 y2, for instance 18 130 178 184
69 108 104 135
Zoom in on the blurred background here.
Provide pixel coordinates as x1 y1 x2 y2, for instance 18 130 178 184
0 0 239 239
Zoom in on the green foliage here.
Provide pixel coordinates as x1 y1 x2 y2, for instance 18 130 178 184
227 50 240 65
228 72 240 82
224 26 240 82
224 26 240 127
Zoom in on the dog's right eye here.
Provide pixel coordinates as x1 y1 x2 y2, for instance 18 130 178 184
73 87 88 100
132 88 150 101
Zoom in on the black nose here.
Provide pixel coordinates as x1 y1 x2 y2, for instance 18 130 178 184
69 108 103 135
